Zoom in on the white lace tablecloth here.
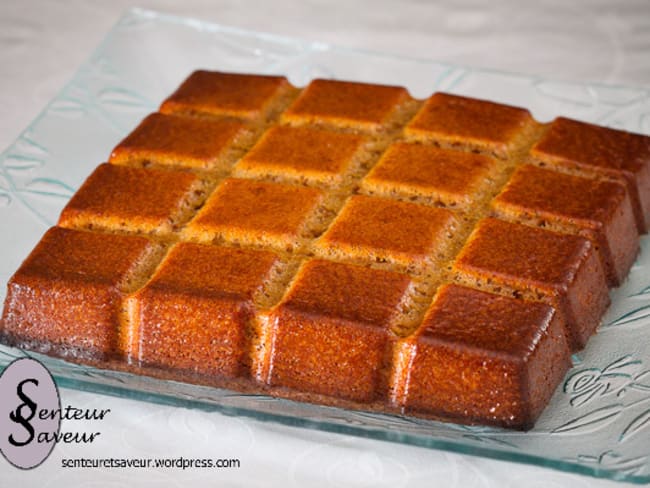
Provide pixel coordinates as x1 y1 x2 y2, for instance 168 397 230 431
1 1 649 486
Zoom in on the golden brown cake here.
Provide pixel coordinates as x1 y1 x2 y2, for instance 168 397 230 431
182 177 325 252
233 125 369 187
1 227 161 359
492 164 639 286
453 218 610 350
393 284 571 429
110 112 249 170
530 117 650 232
58 163 208 235
126 242 280 377
160 70 294 120
2 69 648 431
405 92 537 158
314 195 457 273
282 79 414 132
362 142 499 208
261 259 413 402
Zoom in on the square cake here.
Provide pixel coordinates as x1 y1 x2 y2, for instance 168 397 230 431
2 70 648 431
392 284 571 429
2 227 161 359
110 112 249 170
261 259 414 402
362 142 499 208
530 117 650 232
233 125 369 187
453 218 610 350
405 93 536 158
160 70 295 121
126 242 281 377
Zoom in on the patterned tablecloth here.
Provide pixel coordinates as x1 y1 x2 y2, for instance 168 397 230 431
1 1 649 486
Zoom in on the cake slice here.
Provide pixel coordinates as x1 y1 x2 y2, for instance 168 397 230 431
261 259 415 402
453 218 609 350
404 93 537 158
492 164 639 286
530 117 650 232
58 163 208 236
125 242 281 377
314 195 457 274
392 284 571 429
282 79 414 133
110 112 249 170
1 227 162 360
233 125 369 187
160 70 295 121
362 142 499 209
182 178 326 252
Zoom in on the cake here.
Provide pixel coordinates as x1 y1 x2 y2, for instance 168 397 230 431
362 142 499 209
491 164 639 286
58 163 208 236
404 92 538 159
452 217 610 351
126 242 282 377
393 284 571 429
2 70 649 430
232 125 370 187
529 117 650 232
109 112 250 171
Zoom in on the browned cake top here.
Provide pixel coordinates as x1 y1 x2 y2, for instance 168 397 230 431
160 70 290 119
278 259 411 327
493 164 628 225
59 163 201 228
141 242 278 300
531 117 650 172
185 178 323 240
363 142 498 206
282 79 409 131
405 93 533 154
418 284 555 357
454 218 592 289
317 195 456 263
17 227 153 286
109 112 246 168
235 125 366 182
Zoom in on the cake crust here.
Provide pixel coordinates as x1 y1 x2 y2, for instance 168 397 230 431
234 125 368 186
127 242 280 377
1 227 158 359
59 163 206 235
182 178 324 252
315 195 457 272
263 259 413 402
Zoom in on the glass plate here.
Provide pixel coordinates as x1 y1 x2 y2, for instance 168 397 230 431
1 7 650 484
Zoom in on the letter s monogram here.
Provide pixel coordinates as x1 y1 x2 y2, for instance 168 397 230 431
8 378 38 447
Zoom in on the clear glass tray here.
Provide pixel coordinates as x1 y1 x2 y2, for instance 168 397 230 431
1 7 650 483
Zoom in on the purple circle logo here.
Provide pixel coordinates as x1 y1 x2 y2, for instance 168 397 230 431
0 357 61 469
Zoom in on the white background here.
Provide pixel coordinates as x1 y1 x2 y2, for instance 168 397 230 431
1 1 649 486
